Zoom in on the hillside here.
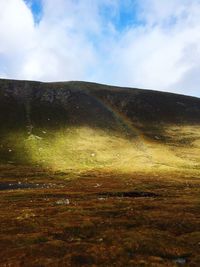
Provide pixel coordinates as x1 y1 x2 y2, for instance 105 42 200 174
1 79 200 266
0 78 200 173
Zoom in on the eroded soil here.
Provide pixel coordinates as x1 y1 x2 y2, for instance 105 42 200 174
0 166 200 267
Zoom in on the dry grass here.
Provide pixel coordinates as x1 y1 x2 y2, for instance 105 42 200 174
2 124 200 176
0 167 200 266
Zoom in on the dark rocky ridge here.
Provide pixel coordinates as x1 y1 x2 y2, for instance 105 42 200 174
0 79 200 135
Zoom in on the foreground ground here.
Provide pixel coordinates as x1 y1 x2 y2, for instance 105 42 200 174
0 165 200 267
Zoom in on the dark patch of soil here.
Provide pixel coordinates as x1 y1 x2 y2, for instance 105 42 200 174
98 191 159 198
0 182 56 191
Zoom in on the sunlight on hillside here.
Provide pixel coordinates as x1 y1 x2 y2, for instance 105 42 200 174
3 125 200 174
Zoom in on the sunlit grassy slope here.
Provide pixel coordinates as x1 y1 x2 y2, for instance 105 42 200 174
0 79 200 174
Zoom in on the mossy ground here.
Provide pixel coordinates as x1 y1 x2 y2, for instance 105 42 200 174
2 124 200 173
0 165 199 266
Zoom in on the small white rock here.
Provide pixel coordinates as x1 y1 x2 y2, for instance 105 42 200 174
56 199 70 205
94 183 101 188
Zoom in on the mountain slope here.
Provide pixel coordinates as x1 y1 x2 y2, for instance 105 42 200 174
0 78 200 173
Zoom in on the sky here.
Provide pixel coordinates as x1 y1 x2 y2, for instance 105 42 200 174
0 0 200 97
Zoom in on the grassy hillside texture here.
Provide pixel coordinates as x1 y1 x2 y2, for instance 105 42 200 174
0 79 200 174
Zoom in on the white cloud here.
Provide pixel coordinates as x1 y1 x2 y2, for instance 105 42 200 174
105 0 200 97
0 0 99 81
0 0 35 76
0 0 200 97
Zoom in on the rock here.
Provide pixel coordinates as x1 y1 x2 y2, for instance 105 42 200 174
94 183 101 188
174 257 187 265
56 199 70 205
27 134 42 141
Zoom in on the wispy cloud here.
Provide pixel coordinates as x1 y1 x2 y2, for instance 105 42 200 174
0 0 199 97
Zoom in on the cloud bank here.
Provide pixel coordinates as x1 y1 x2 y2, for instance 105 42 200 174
0 0 200 97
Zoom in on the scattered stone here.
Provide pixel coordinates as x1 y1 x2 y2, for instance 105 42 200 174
56 199 70 205
98 197 106 201
94 183 101 188
173 257 187 265
16 209 35 220
27 134 42 141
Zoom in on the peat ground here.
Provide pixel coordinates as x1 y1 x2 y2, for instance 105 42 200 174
0 166 200 266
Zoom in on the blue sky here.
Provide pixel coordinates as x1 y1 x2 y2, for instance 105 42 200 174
25 0 43 23
27 0 140 30
0 0 200 97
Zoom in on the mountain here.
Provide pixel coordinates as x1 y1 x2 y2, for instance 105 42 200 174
0 78 200 173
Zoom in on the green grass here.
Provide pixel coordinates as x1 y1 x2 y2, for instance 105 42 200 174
1 124 199 176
